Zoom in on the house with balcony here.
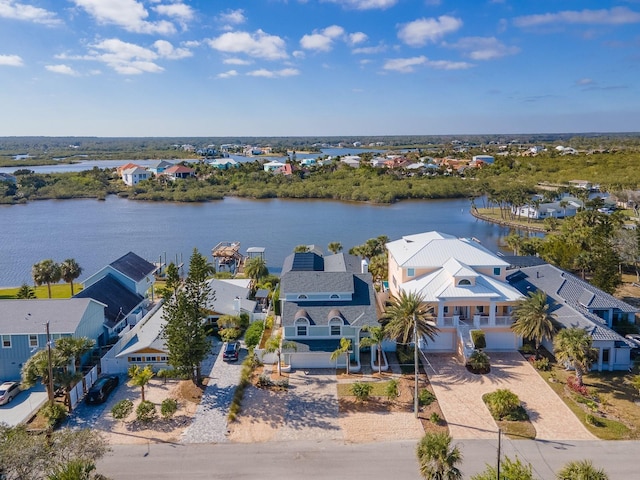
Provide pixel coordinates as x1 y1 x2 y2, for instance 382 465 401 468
507 263 637 371
121 166 151 186
386 231 524 358
279 252 378 370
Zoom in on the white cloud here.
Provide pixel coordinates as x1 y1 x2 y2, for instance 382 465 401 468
217 70 238 79
352 43 387 54
0 0 61 25
153 2 194 29
445 37 519 60
86 38 164 74
153 40 192 59
71 0 176 34
0 54 23 66
349 32 368 45
514 7 640 28
425 59 473 70
218 8 246 26
223 58 252 65
207 30 287 60
322 0 397 10
576 78 594 86
246 68 300 78
300 25 345 52
383 56 426 73
398 16 462 47
292 50 305 59
45 64 80 76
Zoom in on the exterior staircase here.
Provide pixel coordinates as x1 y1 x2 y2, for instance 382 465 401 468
457 321 475 363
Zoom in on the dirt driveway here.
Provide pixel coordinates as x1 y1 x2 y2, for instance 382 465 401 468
424 352 595 440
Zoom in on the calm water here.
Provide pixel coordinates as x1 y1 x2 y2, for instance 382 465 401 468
0 195 513 287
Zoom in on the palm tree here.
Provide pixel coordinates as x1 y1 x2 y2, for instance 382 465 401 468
327 242 343 254
330 337 352 375
415 432 463 480
294 245 310 253
244 256 268 284
511 290 556 357
60 258 83 296
21 349 67 402
360 325 386 375
553 327 597 387
263 334 297 376
383 290 438 416
32 259 61 299
55 336 95 373
127 365 154 402
556 459 608 480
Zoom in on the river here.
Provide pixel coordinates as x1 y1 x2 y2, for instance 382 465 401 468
0 195 514 287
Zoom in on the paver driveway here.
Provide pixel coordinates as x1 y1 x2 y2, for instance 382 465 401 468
424 352 595 440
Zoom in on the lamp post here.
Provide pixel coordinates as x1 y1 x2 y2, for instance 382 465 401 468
413 312 419 418
45 321 54 404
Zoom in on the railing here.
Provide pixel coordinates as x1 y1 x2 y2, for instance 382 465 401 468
494 316 513 326
457 322 475 362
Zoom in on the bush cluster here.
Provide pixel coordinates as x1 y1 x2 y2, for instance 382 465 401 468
418 389 436 406
530 356 551 371
136 400 157 423
256 374 288 390
244 321 264 348
483 389 522 420
228 352 256 422
567 376 589 397
111 399 134 419
351 382 373 402
161 398 178 419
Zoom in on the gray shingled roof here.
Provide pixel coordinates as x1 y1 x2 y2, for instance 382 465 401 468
75 274 144 328
280 272 355 295
110 252 156 282
0 298 99 335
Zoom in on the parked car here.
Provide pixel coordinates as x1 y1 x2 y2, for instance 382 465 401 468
626 334 640 347
0 382 20 405
85 375 119 404
223 342 240 362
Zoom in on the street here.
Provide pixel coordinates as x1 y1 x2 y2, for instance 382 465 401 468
97 438 637 479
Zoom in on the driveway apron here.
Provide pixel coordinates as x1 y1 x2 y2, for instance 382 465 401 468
424 352 595 441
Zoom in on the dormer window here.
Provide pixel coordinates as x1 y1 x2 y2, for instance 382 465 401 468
458 279 471 286
298 294 308 300
329 317 342 336
295 317 309 336
330 294 340 299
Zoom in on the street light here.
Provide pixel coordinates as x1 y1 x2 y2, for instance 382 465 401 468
45 321 54 404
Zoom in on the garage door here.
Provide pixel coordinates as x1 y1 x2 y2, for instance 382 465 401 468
289 352 335 369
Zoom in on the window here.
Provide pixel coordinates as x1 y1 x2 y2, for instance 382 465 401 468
330 294 340 299
329 318 342 336
407 268 415 277
297 325 307 336
330 325 341 335
29 335 38 348
443 306 449 314
458 279 471 286
602 349 610 364
297 294 308 300
493 267 501 276
1 335 11 348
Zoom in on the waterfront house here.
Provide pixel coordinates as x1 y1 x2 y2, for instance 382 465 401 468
209 158 239 170
164 164 195 180
116 162 141 176
263 160 287 172
507 264 637 371
341 156 361 168
0 299 106 380
148 160 174 176
204 278 262 325
471 155 494 165
385 231 524 358
121 166 151 186
278 252 378 370
511 197 581 219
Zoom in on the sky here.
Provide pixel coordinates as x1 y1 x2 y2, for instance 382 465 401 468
0 0 639 137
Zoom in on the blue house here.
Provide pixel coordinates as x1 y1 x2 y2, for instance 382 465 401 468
0 299 106 381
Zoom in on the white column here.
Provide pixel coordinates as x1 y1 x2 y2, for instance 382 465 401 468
437 303 445 326
489 301 496 326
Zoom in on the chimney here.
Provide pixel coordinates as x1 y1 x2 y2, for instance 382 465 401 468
361 259 369 274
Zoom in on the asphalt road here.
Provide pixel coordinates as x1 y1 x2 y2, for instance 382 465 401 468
97 438 637 479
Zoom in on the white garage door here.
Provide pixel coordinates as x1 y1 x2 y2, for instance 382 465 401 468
289 352 334 369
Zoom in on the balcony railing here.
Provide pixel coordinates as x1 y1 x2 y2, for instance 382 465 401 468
438 315 513 328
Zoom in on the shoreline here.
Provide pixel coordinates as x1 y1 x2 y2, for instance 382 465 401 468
470 208 548 233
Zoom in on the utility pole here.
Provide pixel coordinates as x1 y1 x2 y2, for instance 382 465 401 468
497 428 502 480
45 321 54 404
413 312 419 418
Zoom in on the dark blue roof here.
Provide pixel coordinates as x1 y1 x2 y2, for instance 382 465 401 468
75 274 144 328
282 252 324 273
110 252 156 282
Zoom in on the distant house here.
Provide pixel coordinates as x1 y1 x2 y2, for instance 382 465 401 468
341 156 361 168
472 155 494 165
512 197 581 219
569 180 592 190
279 252 378 370
0 299 106 380
148 160 174 176
164 165 195 180
121 166 151 186
508 264 637 371
116 162 142 176
263 160 287 172
300 158 316 167
209 158 239 170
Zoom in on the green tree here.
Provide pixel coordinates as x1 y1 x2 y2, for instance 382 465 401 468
330 337 352 375
263 334 297 376
164 261 181 297
383 290 438 416
55 336 95 373
471 456 536 480
553 327 598 387
21 348 67 402
367 253 388 284
16 282 36 299
360 325 386 374
60 258 83 296
187 247 215 284
127 364 154 402
511 290 556 356
244 256 269 284
415 432 462 480
32 259 62 299
327 241 343 254
556 459 608 480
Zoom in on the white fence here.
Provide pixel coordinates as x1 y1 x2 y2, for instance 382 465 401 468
69 365 98 409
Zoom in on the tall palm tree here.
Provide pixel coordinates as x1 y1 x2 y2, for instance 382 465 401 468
55 337 95 373
60 258 83 296
21 349 67 402
244 256 268 284
263 334 297 376
327 242 343 254
511 290 556 357
556 459 609 480
415 432 463 480
128 365 154 402
553 327 597 387
32 259 61 299
360 325 386 375
330 337 352 375
383 290 438 417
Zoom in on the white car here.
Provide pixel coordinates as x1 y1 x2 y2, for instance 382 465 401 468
0 382 21 405
625 334 640 347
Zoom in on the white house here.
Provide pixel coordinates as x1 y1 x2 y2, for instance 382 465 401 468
263 160 287 172
121 167 151 186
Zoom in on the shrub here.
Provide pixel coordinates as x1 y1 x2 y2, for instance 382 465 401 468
111 399 134 420
161 398 178 419
520 343 535 354
585 414 604 427
567 376 589 397
351 382 373 402
219 328 241 342
396 345 416 374
484 389 521 420
136 400 157 423
471 330 486 350
467 350 490 373
265 316 274 330
244 321 264 348
430 412 441 424
418 389 436 406
42 402 67 427
385 379 399 402
532 357 551 371
256 374 273 388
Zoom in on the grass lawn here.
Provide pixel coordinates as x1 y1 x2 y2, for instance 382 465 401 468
337 380 391 397
0 283 82 299
536 360 640 440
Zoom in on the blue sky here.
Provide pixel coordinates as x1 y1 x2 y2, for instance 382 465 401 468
0 0 639 136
